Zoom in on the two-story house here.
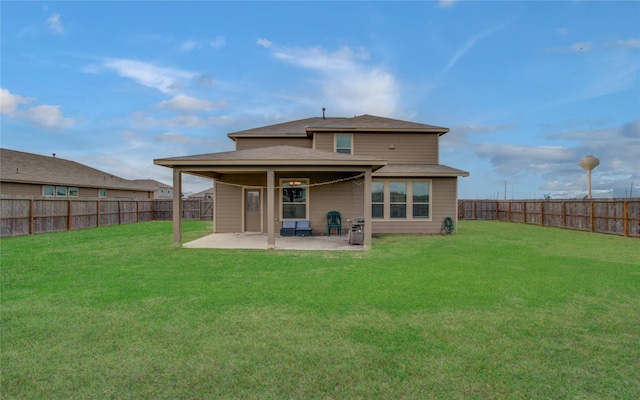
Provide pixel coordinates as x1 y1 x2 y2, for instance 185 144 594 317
154 114 469 248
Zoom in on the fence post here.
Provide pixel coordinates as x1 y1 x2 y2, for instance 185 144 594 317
590 201 595 233
523 201 527 224
507 201 511 222
29 199 34 234
562 201 566 229
624 201 629 237
67 200 72 231
541 201 545 227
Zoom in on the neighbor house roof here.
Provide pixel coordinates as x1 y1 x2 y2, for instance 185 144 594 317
1 148 153 191
132 179 172 191
154 145 387 169
228 114 448 139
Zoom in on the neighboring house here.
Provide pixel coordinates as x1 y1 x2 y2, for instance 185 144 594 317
154 114 469 247
187 188 214 200
0 148 155 199
132 179 174 199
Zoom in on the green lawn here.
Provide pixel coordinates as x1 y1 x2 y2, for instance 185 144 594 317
1 221 639 399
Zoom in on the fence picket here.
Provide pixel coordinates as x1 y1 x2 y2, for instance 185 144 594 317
459 199 639 238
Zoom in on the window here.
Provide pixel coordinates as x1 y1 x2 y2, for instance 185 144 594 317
412 182 430 218
281 179 308 219
99 189 107 198
390 182 407 219
69 187 79 197
56 186 67 197
43 185 54 196
371 180 431 220
335 134 353 154
372 181 384 219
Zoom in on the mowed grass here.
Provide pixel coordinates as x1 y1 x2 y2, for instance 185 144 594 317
1 221 639 399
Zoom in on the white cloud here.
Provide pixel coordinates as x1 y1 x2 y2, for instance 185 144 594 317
0 88 33 115
180 39 197 52
22 105 75 130
180 36 225 52
102 58 196 93
132 111 230 129
437 0 457 8
260 40 398 116
256 38 273 48
608 38 640 49
475 119 640 197
156 94 226 112
46 13 63 34
442 18 515 74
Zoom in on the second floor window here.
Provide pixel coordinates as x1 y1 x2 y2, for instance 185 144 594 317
335 134 353 154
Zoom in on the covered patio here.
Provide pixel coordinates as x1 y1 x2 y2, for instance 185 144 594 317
154 146 386 250
182 232 365 251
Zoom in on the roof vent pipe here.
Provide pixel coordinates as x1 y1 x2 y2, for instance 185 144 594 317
322 107 326 119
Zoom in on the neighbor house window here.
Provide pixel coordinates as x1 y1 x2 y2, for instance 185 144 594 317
281 179 308 219
99 189 107 198
390 182 407 219
372 181 385 219
372 180 432 220
69 187 79 197
56 186 67 197
335 134 353 154
43 185 54 196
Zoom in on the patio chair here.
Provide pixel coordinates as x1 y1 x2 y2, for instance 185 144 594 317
295 220 312 237
327 211 342 236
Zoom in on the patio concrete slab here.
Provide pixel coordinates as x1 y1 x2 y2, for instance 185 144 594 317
182 233 365 251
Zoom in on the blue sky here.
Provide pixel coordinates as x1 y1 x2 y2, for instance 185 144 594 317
2 1 639 198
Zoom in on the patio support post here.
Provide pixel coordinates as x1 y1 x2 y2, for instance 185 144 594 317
172 169 182 243
364 169 372 248
266 169 275 249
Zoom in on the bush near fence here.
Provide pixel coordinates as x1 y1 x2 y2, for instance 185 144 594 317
458 199 640 238
0 198 213 238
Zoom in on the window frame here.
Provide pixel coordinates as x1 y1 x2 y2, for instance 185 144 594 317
280 178 309 220
55 186 67 197
43 185 55 197
334 134 354 155
68 187 79 197
371 179 432 221
98 189 107 198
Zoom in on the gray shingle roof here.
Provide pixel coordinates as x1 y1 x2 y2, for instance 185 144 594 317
154 145 387 167
228 114 448 138
374 164 469 177
1 148 153 191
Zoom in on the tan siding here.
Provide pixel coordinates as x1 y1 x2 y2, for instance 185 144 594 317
371 177 458 235
313 134 334 152
215 174 265 233
0 182 150 199
313 132 439 163
236 137 312 150
0 182 42 196
354 133 438 163
270 172 364 235
307 175 364 235
214 183 242 233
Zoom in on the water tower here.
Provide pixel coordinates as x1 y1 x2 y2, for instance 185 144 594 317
579 155 599 199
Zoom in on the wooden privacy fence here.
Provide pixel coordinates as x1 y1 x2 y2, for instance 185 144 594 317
458 199 640 238
0 198 214 238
